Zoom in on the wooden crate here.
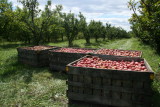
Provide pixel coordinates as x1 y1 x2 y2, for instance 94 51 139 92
66 55 154 107
49 47 96 71
17 46 59 67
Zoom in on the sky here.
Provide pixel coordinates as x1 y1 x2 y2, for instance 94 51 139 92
10 0 134 31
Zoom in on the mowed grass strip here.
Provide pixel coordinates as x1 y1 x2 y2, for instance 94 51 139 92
0 38 160 107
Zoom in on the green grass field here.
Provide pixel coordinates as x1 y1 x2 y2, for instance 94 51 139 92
0 38 160 107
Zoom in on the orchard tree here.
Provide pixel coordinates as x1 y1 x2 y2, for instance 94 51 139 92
41 4 64 42
63 12 79 47
105 23 111 40
14 7 32 43
101 25 106 41
78 12 90 44
19 0 53 45
89 20 103 42
52 5 64 42
18 0 39 44
0 0 13 40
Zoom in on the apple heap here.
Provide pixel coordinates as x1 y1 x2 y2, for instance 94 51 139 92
54 48 94 53
95 49 141 57
24 46 54 50
72 56 147 72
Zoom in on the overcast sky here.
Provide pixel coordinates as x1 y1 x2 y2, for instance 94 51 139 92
10 0 133 31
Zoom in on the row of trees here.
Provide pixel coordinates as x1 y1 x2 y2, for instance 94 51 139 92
128 0 160 52
0 0 130 46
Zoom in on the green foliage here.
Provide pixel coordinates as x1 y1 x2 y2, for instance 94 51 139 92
129 0 160 52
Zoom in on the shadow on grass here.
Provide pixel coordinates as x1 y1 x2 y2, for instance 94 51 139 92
138 41 160 55
0 57 35 83
152 73 160 107
85 42 101 47
50 71 68 80
0 43 27 50
69 44 81 48
43 40 68 45
153 90 160 107
0 54 67 84
68 100 114 107
84 40 110 48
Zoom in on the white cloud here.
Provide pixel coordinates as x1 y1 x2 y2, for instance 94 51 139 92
9 0 23 8
62 6 81 14
54 0 132 31
10 0 133 31
92 17 131 31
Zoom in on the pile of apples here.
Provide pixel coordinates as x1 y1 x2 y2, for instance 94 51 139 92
53 48 94 53
72 56 147 72
24 46 54 50
94 49 141 57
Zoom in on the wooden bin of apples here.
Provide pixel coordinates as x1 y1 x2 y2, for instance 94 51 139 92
48 48 143 71
93 48 142 58
66 55 154 107
49 47 96 71
17 46 59 67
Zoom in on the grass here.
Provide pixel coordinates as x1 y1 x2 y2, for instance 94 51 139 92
0 38 160 107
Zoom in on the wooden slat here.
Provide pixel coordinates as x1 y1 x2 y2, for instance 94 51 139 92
67 81 153 94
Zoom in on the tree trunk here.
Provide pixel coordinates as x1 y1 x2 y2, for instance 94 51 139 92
28 37 31 44
68 39 73 47
85 37 90 44
61 34 64 41
47 36 50 42
103 35 106 41
33 32 40 45
35 40 39 45
86 39 90 44
47 35 50 42
95 35 98 42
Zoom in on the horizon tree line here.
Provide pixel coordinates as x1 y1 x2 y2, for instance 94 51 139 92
0 0 130 46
